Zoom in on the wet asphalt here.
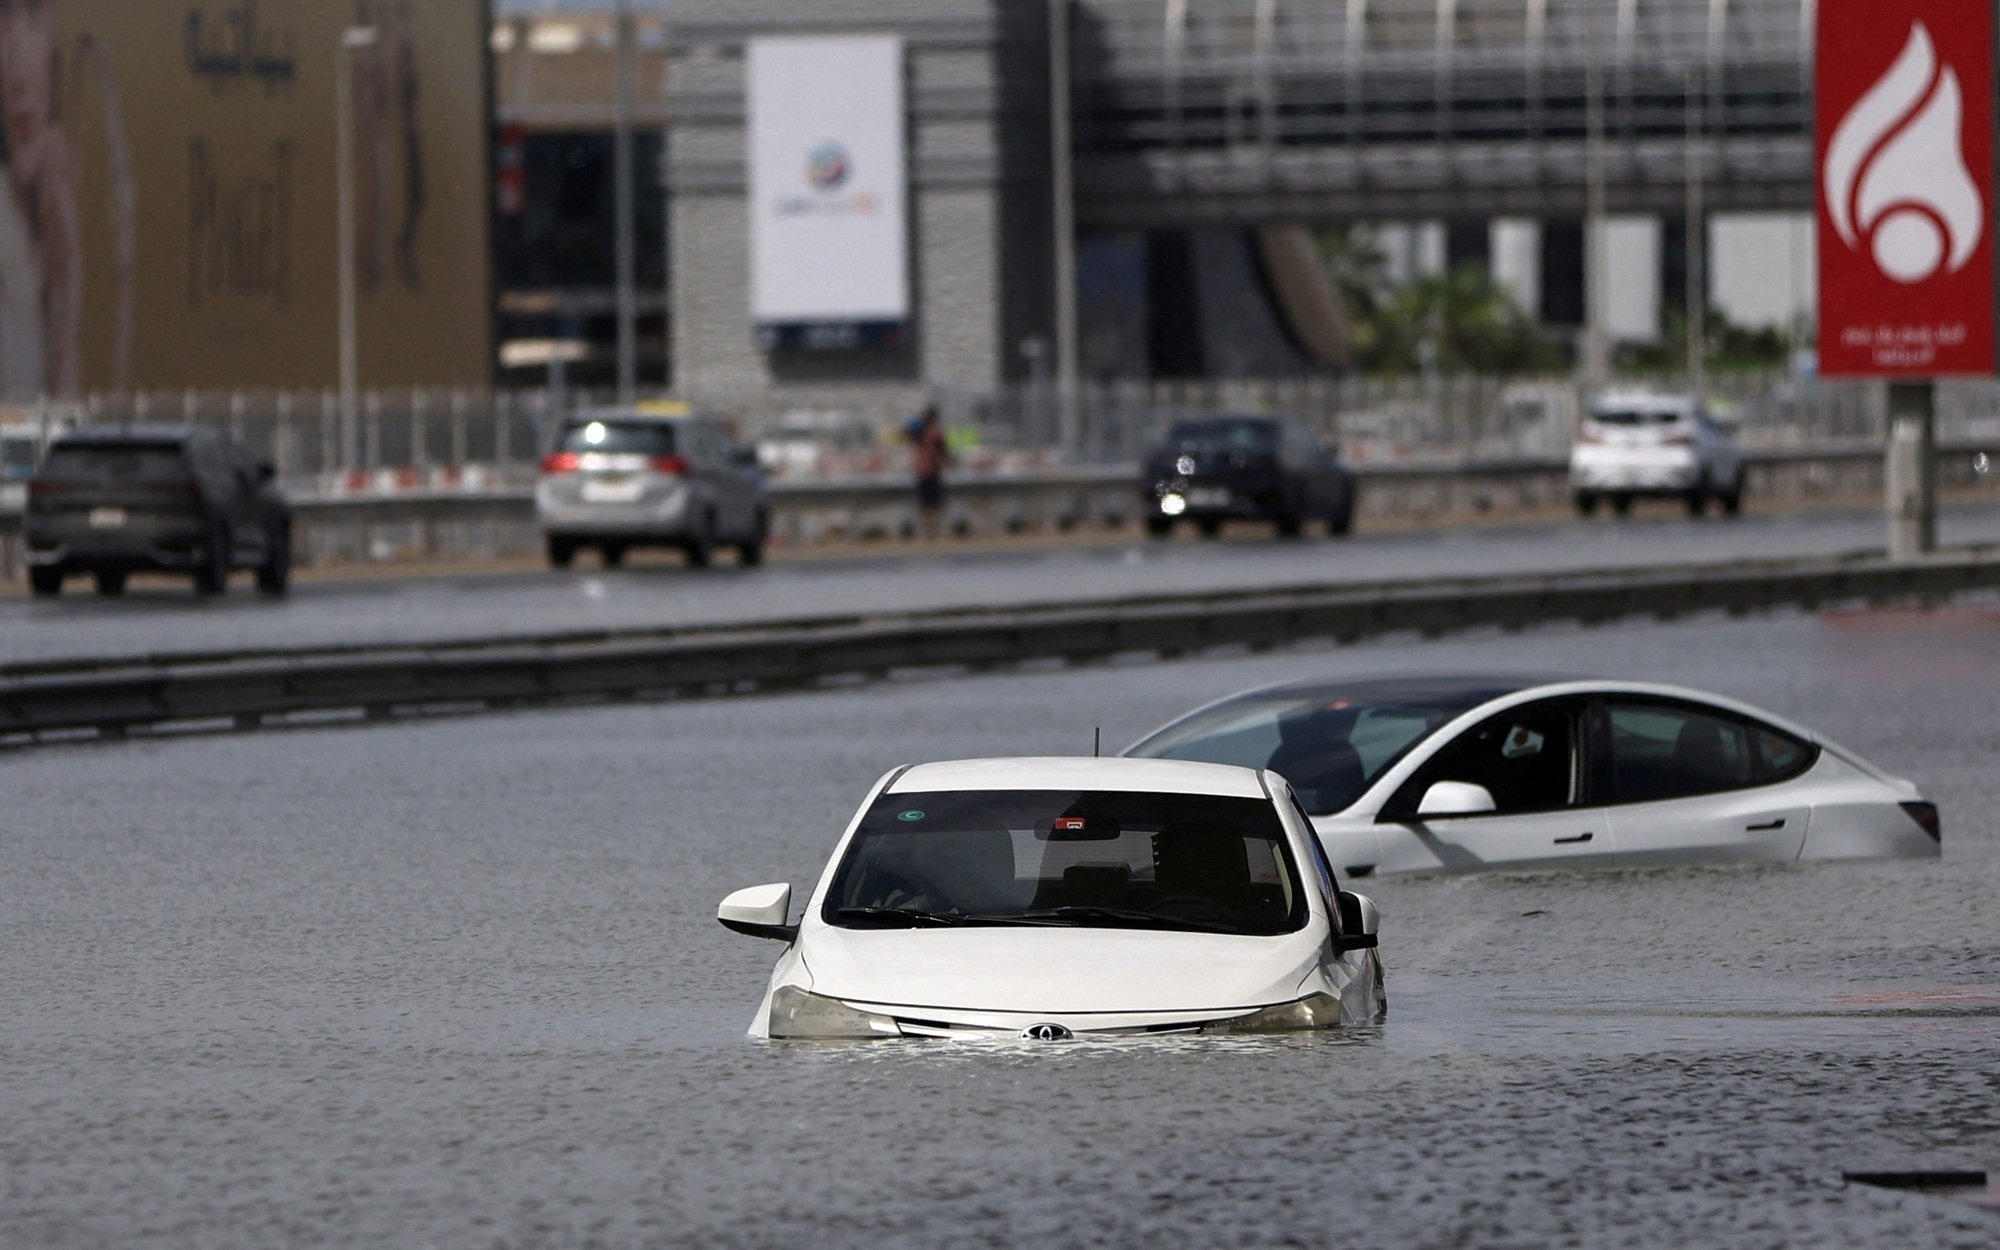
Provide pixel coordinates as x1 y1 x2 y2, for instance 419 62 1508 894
5 503 2000 666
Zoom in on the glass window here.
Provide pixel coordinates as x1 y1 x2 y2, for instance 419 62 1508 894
1392 699 1579 816
1166 417 1277 449
40 444 191 485
2 436 37 481
1605 700 1815 802
1591 409 1683 427
1130 684 1500 814
823 789 1306 936
555 419 676 457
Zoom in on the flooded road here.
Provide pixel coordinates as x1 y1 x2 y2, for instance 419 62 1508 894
3 606 1997 1247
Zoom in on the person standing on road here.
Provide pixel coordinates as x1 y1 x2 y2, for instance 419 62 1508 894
909 404 952 540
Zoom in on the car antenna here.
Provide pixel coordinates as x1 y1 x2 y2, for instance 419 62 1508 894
1093 727 1100 758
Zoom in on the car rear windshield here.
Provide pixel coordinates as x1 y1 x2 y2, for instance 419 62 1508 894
1128 683 1513 814
823 789 1307 936
1590 409 1684 426
555 419 676 457
2 436 36 481
1166 418 1276 448
39 444 190 484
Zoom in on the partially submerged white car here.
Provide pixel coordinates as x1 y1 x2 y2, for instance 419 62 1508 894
717 757 1385 1040
1126 675 1941 878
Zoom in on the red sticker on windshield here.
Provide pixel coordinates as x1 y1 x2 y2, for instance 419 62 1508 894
1055 817 1086 831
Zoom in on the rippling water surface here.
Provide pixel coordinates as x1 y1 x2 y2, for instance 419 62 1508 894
3 608 1997 1247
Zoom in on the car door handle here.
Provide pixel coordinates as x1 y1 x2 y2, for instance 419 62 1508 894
1745 818 1787 831
1553 831 1594 844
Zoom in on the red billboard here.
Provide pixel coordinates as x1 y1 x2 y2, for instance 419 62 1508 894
1817 1 1994 376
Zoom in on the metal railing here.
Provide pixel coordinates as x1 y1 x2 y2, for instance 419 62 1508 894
12 372 2000 494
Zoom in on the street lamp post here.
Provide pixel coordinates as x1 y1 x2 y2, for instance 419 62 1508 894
336 25 379 473
1048 0 1079 454
613 0 637 403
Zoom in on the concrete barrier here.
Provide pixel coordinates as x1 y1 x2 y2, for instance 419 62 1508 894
4 547 1996 744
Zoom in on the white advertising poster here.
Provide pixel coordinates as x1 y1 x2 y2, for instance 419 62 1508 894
746 35 908 349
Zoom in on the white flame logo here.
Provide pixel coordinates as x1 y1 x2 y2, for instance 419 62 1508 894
1823 22 1984 284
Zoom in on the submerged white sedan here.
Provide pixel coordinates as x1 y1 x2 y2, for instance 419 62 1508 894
717 757 1385 1040
1125 675 1941 878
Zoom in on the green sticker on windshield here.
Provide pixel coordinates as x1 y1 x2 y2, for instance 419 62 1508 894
897 809 925 822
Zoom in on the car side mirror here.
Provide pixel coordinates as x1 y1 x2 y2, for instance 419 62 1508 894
1334 890 1379 951
256 460 277 482
730 446 759 469
1416 781 1496 817
717 883 796 941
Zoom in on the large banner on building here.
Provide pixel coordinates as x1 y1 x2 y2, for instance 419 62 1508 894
746 35 907 351
0 0 489 398
1816 1 1993 376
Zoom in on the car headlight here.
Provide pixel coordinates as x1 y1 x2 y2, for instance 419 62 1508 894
1159 493 1187 515
1200 993 1343 1034
766 986 902 1039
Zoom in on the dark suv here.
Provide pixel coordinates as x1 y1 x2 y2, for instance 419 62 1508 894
23 425 292 597
1142 415 1354 538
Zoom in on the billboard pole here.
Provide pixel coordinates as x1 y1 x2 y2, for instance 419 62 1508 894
1049 0 1080 455
336 26 379 468
1885 381 1936 558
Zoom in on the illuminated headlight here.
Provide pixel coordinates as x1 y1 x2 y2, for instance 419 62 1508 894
766 986 902 1039
1200 993 1343 1034
1159 493 1187 516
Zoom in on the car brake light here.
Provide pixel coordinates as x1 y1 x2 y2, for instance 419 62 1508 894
1576 426 1602 444
26 480 62 499
149 481 201 498
541 451 580 474
1898 801 1941 843
650 455 688 475
1662 431 1696 445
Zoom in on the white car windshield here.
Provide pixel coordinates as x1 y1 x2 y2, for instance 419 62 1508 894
823 789 1307 936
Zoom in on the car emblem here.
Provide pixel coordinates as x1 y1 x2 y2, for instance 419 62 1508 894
1021 1022 1073 1041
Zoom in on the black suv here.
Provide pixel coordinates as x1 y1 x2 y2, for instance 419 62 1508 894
1141 415 1354 538
23 425 292 597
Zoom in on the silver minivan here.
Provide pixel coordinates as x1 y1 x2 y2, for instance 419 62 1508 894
535 405 770 568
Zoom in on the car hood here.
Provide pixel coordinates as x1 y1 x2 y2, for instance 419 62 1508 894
797 922 1324 1015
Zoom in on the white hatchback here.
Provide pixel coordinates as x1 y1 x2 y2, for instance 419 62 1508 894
1569 390 1745 517
1126 675 1941 879
717 757 1385 1040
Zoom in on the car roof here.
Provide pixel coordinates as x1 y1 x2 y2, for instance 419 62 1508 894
888 756 1269 799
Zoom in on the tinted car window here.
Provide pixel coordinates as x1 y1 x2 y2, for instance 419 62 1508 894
1166 418 1276 449
824 789 1306 936
40 444 190 484
1392 699 1579 816
555 419 676 457
1606 700 1816 803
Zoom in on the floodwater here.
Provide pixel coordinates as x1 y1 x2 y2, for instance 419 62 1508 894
3 607 1998 1247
